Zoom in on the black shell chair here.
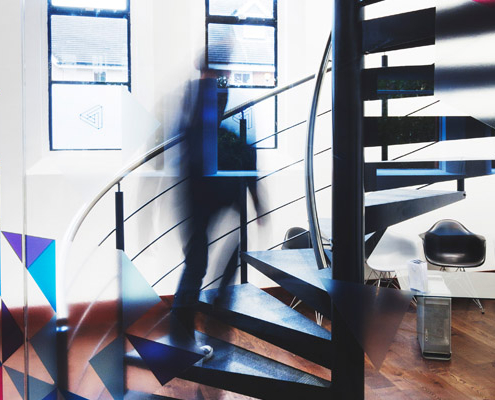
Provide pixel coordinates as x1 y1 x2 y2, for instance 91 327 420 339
420 219 486 312
281 227 312 250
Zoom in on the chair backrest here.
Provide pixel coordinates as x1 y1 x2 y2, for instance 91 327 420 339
420 219 486 268
281 227 312 250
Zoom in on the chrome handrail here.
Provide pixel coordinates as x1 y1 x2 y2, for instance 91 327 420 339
57 135 183 316
305 31 333 270
223 67 332 120
66 134 183 243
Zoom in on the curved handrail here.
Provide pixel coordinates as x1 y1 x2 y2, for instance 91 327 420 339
305 31 333 270
67 134 184 243
57 134 183 318
223 67 332 120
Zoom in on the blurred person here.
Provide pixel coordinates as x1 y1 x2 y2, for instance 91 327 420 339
170 52 264 360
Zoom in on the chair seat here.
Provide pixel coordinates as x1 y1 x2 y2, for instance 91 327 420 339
421 219 486 268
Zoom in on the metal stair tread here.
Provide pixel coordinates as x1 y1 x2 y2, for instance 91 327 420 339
365 188 463 205
189 331 330 386
243 249 325 289
199 282 332 340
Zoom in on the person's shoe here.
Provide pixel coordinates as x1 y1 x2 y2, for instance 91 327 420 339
200 345 214 362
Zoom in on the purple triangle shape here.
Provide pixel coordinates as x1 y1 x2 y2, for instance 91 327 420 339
127 334 203 385
2 231 23 261
26 236 54 269
2 300 24 363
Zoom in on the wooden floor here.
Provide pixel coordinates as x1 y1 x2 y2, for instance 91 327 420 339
6 289 493 399
158 289 495 399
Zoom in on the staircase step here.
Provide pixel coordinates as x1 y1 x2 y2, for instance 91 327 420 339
365 160 493 191
198 283 332 368
364 116 493 147
242 249 332 319
126 331 332 399
365 188 465 234
362 65 434 100
362 7 435 53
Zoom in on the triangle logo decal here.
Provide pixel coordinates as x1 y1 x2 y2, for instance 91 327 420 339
80 105 103 130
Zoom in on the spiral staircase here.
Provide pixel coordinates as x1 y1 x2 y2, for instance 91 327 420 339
48 1 495 399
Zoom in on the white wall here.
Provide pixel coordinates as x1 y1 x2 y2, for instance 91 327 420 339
0 0 336 305
4 0 491 307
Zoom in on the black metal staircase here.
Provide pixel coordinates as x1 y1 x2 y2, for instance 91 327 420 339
58 2 495 399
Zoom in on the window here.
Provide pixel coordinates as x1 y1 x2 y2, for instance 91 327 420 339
206 0 277 88
48 0 130 150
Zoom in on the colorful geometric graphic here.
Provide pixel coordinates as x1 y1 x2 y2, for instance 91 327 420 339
1 232 57 400
26 236 54 269
61 390 89 400
30 316 58 382
1 301 24 363
27 241 56 311
41 390 58 400
2 232 22 261
89 336 124 400
126 334 203 385
122 253 162 330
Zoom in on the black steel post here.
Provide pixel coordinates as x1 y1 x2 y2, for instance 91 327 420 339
240 114 248 283
56 318 69 391
115 185 125 251
115 184 126 395
332 0 365 398
381 55 388 161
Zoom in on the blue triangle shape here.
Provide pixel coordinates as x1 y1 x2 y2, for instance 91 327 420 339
42 389 58 400
28 374 56 400
89 336 124 400
4 367 56 400
28 241 56 311
26 235 54 269
61 390 89 400
31 315 58 382
5 366 24 398
127 334 203 385
2 300 24 363
122 253 162 330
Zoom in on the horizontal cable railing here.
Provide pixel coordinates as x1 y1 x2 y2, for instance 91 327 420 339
152 183 332 288
62 64 335 315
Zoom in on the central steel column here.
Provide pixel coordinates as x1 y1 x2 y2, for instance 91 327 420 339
331 0 365 398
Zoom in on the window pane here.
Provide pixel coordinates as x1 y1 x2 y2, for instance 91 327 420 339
51 84 125 150
209 0 273 19
51 0 127 11
208 23 275 87
51 15 128 83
